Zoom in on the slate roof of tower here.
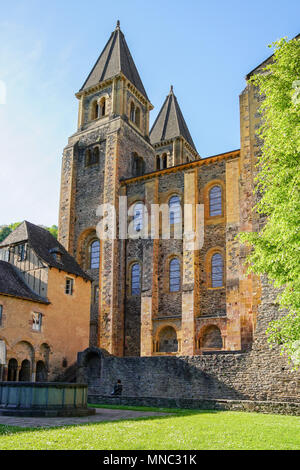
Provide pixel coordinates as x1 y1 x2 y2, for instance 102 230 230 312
0 260 49 303
150 87 197 151
0 221 92 282
80 21 149 100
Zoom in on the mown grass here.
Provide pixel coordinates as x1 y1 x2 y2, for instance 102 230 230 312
0 406 299 450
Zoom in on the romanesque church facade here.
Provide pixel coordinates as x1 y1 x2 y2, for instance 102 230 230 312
58 22 265 358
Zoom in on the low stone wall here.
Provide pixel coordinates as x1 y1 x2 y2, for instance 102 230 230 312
78 348 299 403
78 284 300 404
89 395 300 416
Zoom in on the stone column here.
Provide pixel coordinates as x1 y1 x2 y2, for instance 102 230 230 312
181 169 198 355
140 178 159 356
77 95 85 129
238 85 262 349
3 365 8 381
98 129 123 356
225 157 242 350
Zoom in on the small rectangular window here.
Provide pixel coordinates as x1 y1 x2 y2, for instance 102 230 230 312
17 244 27 261
65 278 74 295
32 312 42 331
0 248 10 262
0 305 3 326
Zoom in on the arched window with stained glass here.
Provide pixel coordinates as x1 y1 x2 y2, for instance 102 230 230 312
133 202 144 232
131 263 141 295
169 258 180 292
209 185 222 216
90 240 100 269
169 195 181 225
211 253 223 287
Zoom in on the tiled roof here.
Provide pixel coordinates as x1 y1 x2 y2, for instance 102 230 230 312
150 86 197 151
0 221 92 282
80 21 149 100
0 261 49 303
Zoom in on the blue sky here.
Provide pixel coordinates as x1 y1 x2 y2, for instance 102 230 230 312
0 0 299 226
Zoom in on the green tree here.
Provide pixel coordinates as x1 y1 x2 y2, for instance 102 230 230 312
48 225 58 239
240 37 300 367
0 222 21 243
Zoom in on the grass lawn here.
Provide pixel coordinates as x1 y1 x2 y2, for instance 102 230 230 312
0 405 299 450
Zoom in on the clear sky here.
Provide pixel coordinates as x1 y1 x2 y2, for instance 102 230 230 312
0 0 299 226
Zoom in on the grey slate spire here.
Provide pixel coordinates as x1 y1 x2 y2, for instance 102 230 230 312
80 21 149 100
150 86 197 151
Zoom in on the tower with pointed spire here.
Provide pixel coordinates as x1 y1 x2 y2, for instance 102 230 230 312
58 22 156 353
150 86 199 169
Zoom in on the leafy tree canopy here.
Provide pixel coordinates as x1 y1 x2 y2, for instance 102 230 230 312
240 37 300 367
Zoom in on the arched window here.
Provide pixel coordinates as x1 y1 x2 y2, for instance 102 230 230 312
130 102 135 122
85 147 99 166
131 263 141 295
135 107 141 127
156 156 160 170
85 149 91 166
162 154 167 169
91 100 99 120
133 202 144 232
169 195 181 225
100 97 106 117
92 147 100 164
169 258 180 292
209 185 222 216
201 325 222 349
90 240 100 269
7 358 18 381
19 359 31 381
132 154 144 176
211 253 223 287
158 326 178 353
36 361 47 382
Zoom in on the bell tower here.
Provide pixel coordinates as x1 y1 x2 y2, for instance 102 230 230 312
58 21 155 352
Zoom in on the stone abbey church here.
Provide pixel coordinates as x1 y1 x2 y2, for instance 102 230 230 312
57 22 299 403
58 21 265 359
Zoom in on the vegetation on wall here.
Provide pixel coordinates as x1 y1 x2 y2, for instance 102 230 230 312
240 37 300 367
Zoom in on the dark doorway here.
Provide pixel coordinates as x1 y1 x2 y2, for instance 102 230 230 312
36 360 47 382
7 358 18 381
19 359 31 381
86 353 101 389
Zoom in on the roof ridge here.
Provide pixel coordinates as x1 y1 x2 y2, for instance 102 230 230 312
161 94 173 141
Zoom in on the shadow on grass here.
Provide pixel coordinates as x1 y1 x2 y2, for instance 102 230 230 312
0 406 222 436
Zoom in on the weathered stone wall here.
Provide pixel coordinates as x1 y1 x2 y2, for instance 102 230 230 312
79 314 299 402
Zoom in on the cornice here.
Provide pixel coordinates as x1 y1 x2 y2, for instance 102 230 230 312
120 149 240 185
